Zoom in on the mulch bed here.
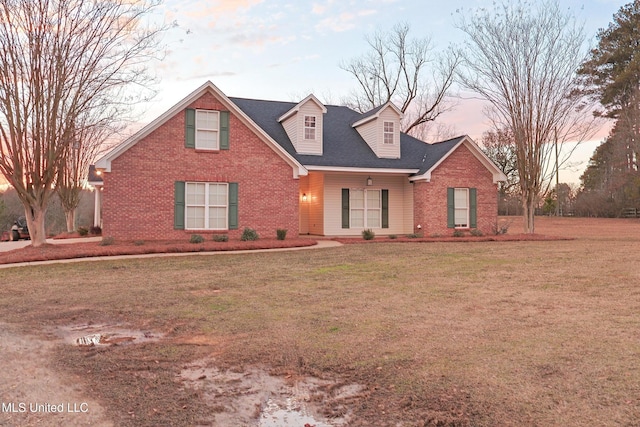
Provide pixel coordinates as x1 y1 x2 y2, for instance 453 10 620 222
0 238 318 265
332 233 573 244
0 233 572 266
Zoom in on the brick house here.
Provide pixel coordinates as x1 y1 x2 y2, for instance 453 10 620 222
94 81 506 240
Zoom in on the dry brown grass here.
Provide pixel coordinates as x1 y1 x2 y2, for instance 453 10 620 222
1 216 639 426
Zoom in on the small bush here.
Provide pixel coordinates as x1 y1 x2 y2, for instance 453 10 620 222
470 228 484 237
362 229 375 240
77 226 89 236
407 233 420 239
133 240 145 246
430 233 442 238
212 234 228 242
453 229 465 237
276 228 287 240
241 227 259 241
492 220 512 235
189 234 205 244
388 234 397 239
89 225 102 235
99 236 115 246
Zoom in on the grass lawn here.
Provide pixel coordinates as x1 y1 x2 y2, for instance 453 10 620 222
1 216 639 426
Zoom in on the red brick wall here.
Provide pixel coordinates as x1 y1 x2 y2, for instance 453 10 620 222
102 92 299 240
413 143 498 236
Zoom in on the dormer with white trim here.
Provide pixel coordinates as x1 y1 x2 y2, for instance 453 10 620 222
352 102 402 159
278 94 327 155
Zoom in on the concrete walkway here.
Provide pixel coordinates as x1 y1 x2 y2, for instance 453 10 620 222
0 239 343 269
0 237 102 252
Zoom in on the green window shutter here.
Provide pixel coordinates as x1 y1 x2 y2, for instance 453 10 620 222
469 188 477 228
185 109 195 148
220 111 230 150
381 189 389 229
174 181 185 229
447 187 455 228
228 182 238 230
341 189 350 229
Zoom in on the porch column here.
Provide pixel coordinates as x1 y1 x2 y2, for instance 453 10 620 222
93 186 102 227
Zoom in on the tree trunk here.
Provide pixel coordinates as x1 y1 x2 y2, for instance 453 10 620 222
522 190 536 234
24 207 48 247
65 209 76 233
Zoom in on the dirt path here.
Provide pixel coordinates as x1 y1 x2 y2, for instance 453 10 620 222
0 323 112 427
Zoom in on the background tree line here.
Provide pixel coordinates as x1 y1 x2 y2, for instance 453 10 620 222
574 1 640 217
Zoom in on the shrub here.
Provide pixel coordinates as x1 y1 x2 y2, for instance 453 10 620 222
99 236 114 246
77 226 89 236
492 219 512 235
453 229 465 237
89 225 102 235
361 229 375 240
189 234 205 244
276 228 287 240
430 233 442 238
388 234 397 239
212 234 228 242
407 233 420 239
133 240 145 246
470 228 484 237
241 227 259 241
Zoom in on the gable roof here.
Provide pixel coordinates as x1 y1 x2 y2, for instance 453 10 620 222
277 94 327 122
351 102 403 128
95 81 307 178
411 135 508 183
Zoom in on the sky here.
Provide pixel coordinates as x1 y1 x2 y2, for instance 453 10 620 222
143 0 628 185
0 0 629 189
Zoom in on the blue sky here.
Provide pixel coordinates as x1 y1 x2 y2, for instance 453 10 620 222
147 0 627 184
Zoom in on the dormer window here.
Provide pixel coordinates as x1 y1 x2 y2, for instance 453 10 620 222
383 121 394 144
196 110 219 150
304 115 316 140
277 95 326 155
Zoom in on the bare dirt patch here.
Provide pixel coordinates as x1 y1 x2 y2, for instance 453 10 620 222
0 323 113 427
180 361 364 426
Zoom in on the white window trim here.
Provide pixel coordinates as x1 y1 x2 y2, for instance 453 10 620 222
383 121 395 145
185 182 228 230
195 110 220 150
304 115 317 140
350 188 381 229
454 187 469 229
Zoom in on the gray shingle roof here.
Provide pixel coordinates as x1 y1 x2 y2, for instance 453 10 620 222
229 97 465 174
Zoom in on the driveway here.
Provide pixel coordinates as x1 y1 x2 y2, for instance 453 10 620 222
0 237 102 252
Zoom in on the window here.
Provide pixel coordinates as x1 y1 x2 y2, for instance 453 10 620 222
185 182 228 229
383 121 394 144
454 188 469 228
447 187 477 229
304 115 316 140
350 189 381 228
196 110 219 150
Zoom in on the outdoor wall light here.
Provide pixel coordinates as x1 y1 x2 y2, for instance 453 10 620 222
366 176 373 186
302 193 307 202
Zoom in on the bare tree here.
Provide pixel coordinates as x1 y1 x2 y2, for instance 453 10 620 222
56 116 117 232
341 23 461 136
0 0 166 246
456 0 598 233
481 127 519 193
